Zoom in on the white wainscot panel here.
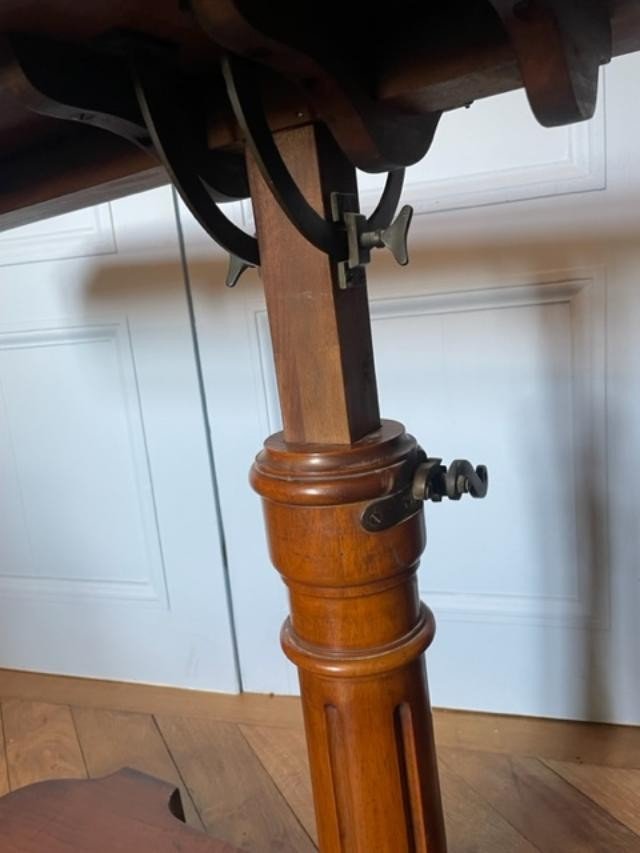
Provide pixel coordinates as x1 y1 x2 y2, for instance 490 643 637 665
358 79 606 214
0 204 116 266
252 274 607 629
371 277 607 628
0 320 168 605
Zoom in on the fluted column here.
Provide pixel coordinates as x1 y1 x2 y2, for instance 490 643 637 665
252 420 447 853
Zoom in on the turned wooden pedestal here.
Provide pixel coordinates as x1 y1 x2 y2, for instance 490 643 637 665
246 120 448 852
252 422 446 852
0 2 630 849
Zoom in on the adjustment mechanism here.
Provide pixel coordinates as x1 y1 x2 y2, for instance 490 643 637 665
4 32 422 292
412 457 488 503
359 204 413 267
331 191 413 289
361 452 488 533
225 253 258 287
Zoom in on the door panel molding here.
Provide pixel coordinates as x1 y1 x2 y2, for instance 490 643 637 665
0 204 116 266
0 318 169 607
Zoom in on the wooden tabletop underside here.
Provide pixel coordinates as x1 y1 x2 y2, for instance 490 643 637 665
0 0 638 228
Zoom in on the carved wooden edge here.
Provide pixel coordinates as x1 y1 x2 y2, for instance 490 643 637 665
0 2 636 228
0 768 183 823
282 603 436 679
488 0 612 127
0 134 161 232
251 420 420 505
191 0 441 172
0 769 240 852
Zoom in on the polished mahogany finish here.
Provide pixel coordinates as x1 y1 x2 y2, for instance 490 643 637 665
1 3 638 851
247 124 380 445
252 422 446 853
248 122 446 851
0 1 637 227
0 769 238 852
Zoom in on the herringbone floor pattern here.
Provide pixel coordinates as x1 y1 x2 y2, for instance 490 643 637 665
0 671 638 851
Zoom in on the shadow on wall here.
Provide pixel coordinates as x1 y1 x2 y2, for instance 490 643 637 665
0 244 243 689
363 226 639 727
1 206 633 720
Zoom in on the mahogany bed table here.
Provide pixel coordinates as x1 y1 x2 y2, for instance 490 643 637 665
0 2 638 851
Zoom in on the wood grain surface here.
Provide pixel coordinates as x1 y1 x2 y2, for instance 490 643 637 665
72 706 203 829
0 679 637 851
0 768 238 852
156 714 316 851
0 677 637 851
1 2 636 228
2 700 86 790
247 123 380 444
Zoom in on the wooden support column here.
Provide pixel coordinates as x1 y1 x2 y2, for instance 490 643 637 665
248 124 447 853
247 123 379 446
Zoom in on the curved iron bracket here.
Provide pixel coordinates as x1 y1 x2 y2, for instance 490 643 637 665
0 33 152 150
192 0 442 173
223 53 408 270
131 54 260 267
222 52 346 259
0 33 260 267
1 32 418 278
367 169 405 233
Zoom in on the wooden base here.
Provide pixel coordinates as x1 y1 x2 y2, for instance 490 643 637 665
0 768 238 852
252 420 447 853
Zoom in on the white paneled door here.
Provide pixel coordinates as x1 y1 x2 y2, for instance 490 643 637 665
182 54 640 724
0 187 239 691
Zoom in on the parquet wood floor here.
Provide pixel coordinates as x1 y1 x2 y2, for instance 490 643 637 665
0 670 638 851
